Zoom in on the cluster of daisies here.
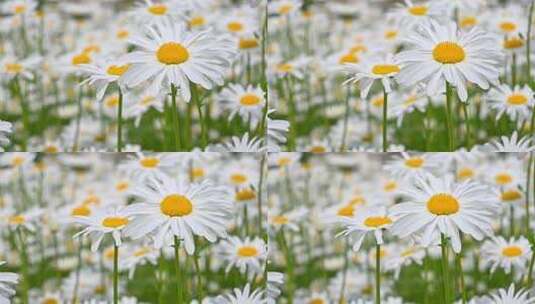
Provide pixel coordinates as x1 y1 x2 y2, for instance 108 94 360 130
267 152 535 303
0 0 273 152
0 152 268 303
267 0 534 152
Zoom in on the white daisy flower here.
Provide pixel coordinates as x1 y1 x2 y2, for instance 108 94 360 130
486 158 526 189
383 152 437 182
119 153 177 181
129 0 185 26
390 174 498 253
123 87 166 127
79 57 130 101
215 284 266 304
0 261 18 303
486 84 534 123
124 175 233 254
388 88 428 127
267 272 284 304
122 20 236 102
396 20 503 102
483 284 535 304
481 236 532 274
389 0 446 29
266 109 289 152
218 236 267 278
0 120 12 151
2 0 37 16
0 53 41 80
209 133 267 153
218 84 266 126
336 206 393 251
487 131 534 152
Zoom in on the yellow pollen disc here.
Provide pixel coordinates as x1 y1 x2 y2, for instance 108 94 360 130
278 4 293 15
502 245 522 257
134 247 151 257
309 299 325 304
160 194 193 217
42 298 59 304
309 146 326 153
141 96 155 106
501 189 522 201
105 96 119 108
457 167 474 180
116 29 129 39
401 248 415 257
427 193 460 215
384 181 397 192
11 156 25 166
405 157 424 168
277 157 291 166
277 63 293 73
83 194 100 206
72 53 91 65
495 173 513 185
372 64 400 75
44 145 59 153
230 173 248 185
104 247 115 259
500 22 517 33
504 37 524 49
239 38 259 49
349 196 365 206
107 64 129 76
339 52 359 64
272 215 289 225
190 167 205 179
460 16 477 28
237 246 258 257
236 188 256 201
83 45 101 54
433 42 466 64
140 157 160 168
5 63 22 73
403 96 418 107
385 30 398 40
408 5 428 16
337 204 355 217
371 96 384 107
115 181 129 192
227 21 244 32
507 94 528 105
102 216 129 228
72 205 91 217
363 216 392 228
14 4 26 14
240 93 261 106
8 215 25 225
148 4 167 15
350 44 367 53
156 42 189 65
189 16 206 27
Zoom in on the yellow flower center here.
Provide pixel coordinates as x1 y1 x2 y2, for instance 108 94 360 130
460 16 477 28
148 4 167 15
134 247 151 257
5 63 22 73
504 37 524 49
501 189 522 202
405 157 424 168
277 157 291 166
237 246 258 257
239 38 259 49
140 157 160 168
427 193 460 215
495 172 513 185
83 194 101 206
8 215 25 225
160 194 193 217
384 181 397 192
116 29 129 39
230 173 248 185
102 216 129 228
42 298 59 304
408 5 428 16
83 45 101 54
227 21 244 32
190 16 206 27
72 53 91 65
457 167 474 180
350 44 367 53
236 188 256 201
277 63 293 73
272 215 289 225
507 94 528 105
371 96 384 107
106 64 129 76
11 156 25 166
433 42 466 64
309 299 325 304
385 30 398 40
502 245 522 257
363 216 392 228
44 145 59 153
278 4 293 15
401 248 416 257
337 204 355 217
156 42 189 65
240 93 262 106
71 205 91 217
190 167 205 180
115 181 129 192
339 52 359 64
372 64 400 75
105 96 119 108
499 22 517 33
309 145 326 153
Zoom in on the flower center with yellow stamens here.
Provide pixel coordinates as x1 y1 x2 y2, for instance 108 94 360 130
277 157 291 166
349 195 365 206
460 16 477 28
371 96 384 107
278 4 293 15
309 145 326 153
11 156 25 166
408 5 428 16
363 216 392 228
401 248 416 257
502 245 522 257
72 205 91 217
403 95 418 107
105 96 119 108
83 45 101 54
277 63 293 73
236 188 256 201
499 22 517 33
405 157 424 168
72 53 91 65
107 64 129 76
385 30 398 40
339 52 359 64
239 38 259 49
5 63 22 73
83 194 101 206
337 204 355 217
237 246 258 257
189 16 206 27
102 216 129 228
8 215 25 225
160 194 193 217
501 189 522 202
507 94 528 105
433 42 466 64
134 247 151 257
309 299 325 304
44 145 59 153
272 215 288 225
372 64 400 75
42 298 59 304
140 157 160 168
384 181 397 192
230 173 248 185
240 93 262 106
350 44 367 54
156 42 189 65
427 193 460 215
14 4 26 14
495 172 513 185
190 167 205 180
457 167 474 180
116 29 129 39
148 4 167 15
115 181 129 192
504 37 524 49
227 21 244 32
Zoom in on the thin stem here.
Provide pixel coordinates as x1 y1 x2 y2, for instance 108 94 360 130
375 243 381 304
456 253 467 304
257 154 266 233
339 85 351 152
286 77 297 150
526 247 535 288
382 88 388 152
117 87 123 152
16 229 29 304
72 81 83 152
192 84 207 148
440 234 450 304
445 82 455 151
526 152 533 237
338 238 349 304
512 54 517 88
72 238 83 304
461 102 471 148
170 84 182 151
173 236 183 304
527 0 534 86
113 245 119 304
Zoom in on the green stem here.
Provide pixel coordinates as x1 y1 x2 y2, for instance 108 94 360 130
72 238 83 304
339 86 351 152
461 102 471 148
257 154 266 233
72 81 83 152
456 253 467 304
527 0 534 86
16 229 29 304
526 247 535 288
117 88 123 152
445 82 455 151
286 77 297 150
512 54 517 88
375 243 381 304
170 84 181 151
382 88 388 152
113 245 119 304
191 84 207 148
338 238 349 304
526 152 533 237
440 234 451 304
173 236 183 303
